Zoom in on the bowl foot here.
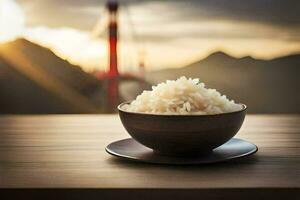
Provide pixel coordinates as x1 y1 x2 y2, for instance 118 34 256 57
153 149 213 157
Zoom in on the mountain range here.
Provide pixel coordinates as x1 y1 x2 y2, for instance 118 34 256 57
1 38 299 113
146 52 300 113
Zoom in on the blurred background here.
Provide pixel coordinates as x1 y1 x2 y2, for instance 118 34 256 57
0 0 299 114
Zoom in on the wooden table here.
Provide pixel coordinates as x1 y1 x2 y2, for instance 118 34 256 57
0 115 299 200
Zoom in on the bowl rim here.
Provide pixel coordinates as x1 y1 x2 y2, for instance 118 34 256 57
118 101 247 117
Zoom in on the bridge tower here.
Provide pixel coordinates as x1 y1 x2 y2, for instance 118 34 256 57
106 0 119 112
107 0 118 77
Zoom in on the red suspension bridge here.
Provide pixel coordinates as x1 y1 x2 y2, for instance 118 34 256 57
94 0 146 111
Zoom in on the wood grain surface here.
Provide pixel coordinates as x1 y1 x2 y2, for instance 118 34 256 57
0 115 299 199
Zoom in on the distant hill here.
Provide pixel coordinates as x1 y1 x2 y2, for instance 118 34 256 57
0 38 150 114
146 52 300 113
0 38 107 113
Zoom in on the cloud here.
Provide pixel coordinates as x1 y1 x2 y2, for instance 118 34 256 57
17 0 300 43
164 0 300 26
17 0 103 30
8 0 300 71
18 0 300 27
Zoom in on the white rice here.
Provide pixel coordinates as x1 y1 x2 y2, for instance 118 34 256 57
123 76 243 115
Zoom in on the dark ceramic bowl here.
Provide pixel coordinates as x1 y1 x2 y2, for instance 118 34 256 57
118 102 247 156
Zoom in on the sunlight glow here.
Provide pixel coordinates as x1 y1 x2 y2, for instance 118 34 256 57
0 0 25 42
24 27 108 72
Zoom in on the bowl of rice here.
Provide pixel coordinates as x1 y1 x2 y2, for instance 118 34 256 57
118 77 247 156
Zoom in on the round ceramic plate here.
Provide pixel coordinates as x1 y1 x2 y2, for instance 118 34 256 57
105 138 258 165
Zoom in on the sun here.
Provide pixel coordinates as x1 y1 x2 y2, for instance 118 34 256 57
0 0 25 42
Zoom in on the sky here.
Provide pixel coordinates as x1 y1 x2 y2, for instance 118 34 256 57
1 0 300 71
